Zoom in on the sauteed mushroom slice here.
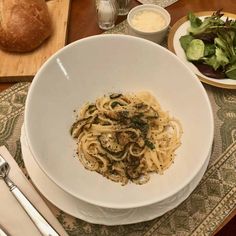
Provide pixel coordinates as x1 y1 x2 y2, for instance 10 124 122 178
70 116 93 138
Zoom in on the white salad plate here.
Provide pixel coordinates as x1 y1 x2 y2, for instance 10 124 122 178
21 125 211 225
168 11 236 89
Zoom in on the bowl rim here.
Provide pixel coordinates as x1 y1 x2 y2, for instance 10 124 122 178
25 34 214 209
127 4 171 35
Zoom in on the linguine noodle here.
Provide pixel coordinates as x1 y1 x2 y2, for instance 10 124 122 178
70 91 183 185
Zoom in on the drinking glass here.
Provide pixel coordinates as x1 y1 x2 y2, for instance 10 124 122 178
116 0 131 15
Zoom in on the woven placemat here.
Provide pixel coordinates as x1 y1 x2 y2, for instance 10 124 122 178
136 0 178 7
0 81 235 236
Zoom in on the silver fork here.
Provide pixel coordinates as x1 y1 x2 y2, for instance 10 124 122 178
0 154 60 236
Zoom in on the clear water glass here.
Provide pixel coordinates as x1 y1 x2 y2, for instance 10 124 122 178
117 0 131 15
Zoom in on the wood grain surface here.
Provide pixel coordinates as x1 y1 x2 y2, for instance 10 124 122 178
0 0 70 82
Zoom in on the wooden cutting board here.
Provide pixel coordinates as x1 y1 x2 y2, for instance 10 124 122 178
0 0 70 82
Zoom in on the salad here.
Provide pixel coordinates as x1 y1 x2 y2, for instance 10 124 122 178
180 10 236 79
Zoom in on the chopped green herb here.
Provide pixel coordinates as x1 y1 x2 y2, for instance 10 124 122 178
111 101 124 108
118 110 129 118
88 104 95 109
134 103 148 110
145 139 155 150
110 93 122 99
130 115 149 136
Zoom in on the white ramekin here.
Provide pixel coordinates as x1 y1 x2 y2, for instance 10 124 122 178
127 4 171 44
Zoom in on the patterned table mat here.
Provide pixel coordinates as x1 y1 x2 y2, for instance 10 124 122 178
0 82 236 236
136 0 178 7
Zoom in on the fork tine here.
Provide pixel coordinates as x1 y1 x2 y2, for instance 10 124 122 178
0 155 10 178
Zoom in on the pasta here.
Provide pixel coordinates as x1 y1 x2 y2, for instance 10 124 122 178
70 91 183 185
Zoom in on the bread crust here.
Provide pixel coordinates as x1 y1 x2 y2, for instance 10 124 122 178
0 0 52 52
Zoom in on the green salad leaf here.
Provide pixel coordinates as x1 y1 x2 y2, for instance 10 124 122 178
179 35 194 51
179 10 236 79
226 63 236 79
204 44 216 57
204 47 229 70
188 12 202 28
187 10 226 36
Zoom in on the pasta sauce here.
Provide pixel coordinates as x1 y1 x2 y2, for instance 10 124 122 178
71 91 183 185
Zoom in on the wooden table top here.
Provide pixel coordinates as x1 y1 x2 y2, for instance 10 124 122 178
1 0 236 91
0 0 235 234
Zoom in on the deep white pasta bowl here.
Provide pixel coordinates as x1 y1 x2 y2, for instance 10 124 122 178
25 34 214 209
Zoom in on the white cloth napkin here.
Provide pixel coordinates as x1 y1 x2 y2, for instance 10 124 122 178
0 146 68 236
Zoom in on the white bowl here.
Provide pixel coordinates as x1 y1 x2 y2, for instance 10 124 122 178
25 34 214 209
127 4 170 43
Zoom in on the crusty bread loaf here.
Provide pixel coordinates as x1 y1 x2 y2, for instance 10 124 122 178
0 0 52 52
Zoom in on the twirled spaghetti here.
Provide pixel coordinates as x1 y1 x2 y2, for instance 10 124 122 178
70 91 182 185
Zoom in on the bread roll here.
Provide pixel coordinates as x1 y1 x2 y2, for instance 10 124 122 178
0 0 52 52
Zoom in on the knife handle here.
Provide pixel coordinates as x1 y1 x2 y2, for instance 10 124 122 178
5 176 60 236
